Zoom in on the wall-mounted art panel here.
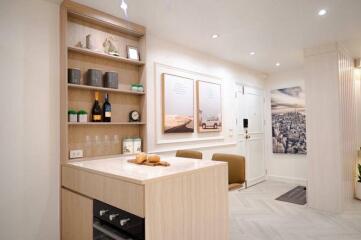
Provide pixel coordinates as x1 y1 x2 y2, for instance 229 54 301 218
154 63 225 146
162 74 194 133
197 81 222 132
271 86 307 154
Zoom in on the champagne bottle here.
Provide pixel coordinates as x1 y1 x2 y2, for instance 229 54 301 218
103 93 111 122
92 91 102 122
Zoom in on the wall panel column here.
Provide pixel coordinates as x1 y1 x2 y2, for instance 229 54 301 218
304 43 357 213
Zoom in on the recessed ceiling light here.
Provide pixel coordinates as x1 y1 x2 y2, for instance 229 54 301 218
276 62 281 67
249 52 256 56
318 9 327 16
211 34 219 39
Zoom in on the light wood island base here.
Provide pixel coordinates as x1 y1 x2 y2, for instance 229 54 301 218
62 188 93 240
61 157 228 240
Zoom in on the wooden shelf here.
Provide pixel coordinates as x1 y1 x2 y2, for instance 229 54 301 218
68 122 146 126
68 84 145 95
64 0 145 38
68 46 145 66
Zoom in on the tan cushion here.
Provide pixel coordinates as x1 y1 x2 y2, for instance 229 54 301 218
176 150 203 159
212 153 245 185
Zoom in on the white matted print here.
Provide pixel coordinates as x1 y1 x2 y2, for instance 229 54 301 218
162 74 194 133
197 81 222 132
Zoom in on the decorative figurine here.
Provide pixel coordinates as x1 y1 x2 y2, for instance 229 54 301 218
103 37 120 56
75 41 84 48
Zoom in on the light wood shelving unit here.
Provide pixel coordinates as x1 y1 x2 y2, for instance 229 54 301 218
60 0 147 163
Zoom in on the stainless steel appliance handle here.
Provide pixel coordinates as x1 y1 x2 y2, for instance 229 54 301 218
93 222 131 240
120 218 131 226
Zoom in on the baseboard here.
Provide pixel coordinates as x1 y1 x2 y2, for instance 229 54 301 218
247 175 266 187
267 175 308 186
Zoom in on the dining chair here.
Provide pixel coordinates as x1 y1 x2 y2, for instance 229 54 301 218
212 153 247 191
176 150 203 160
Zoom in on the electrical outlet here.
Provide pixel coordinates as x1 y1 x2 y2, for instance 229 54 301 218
69 149 84 159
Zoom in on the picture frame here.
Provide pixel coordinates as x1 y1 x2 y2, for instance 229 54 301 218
196 81 222 132
126 45 140 61
271 86 307 154
162 73 194 134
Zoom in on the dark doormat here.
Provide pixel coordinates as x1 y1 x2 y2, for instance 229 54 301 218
276 186 307 205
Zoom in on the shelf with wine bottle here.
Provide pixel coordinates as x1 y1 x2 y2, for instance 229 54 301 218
61 0 147 162
91 91 102 122
75 91 145 124
102 93 111 122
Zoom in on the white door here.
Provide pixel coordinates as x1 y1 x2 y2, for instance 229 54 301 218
237 85 266 187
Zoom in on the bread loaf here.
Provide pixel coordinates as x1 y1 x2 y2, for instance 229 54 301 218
135 153 147 164
147 154 160 163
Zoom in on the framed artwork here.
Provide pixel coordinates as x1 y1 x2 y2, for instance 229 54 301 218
126 45 140 60
162 73 194 133
271 86 307 154
196 81 222 132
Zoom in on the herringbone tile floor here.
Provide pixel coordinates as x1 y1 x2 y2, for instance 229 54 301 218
229 181 361 240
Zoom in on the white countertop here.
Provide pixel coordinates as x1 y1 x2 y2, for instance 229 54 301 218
64 156 226 184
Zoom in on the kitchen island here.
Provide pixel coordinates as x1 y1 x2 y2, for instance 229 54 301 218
61 156 228 240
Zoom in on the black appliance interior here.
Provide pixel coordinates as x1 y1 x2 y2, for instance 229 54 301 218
93 200 145 240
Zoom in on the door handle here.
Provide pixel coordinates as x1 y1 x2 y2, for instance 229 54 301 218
245 134 251 139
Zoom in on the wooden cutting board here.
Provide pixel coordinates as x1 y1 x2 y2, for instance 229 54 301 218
128 159 170 167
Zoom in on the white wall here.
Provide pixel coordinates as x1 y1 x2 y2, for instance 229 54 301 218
145 34 265 159
0 0 60 239
265 69 308 185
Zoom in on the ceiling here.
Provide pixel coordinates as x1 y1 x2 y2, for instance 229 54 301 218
71 0 361 74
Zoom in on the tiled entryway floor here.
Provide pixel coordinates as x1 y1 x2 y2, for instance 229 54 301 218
229 181 361 240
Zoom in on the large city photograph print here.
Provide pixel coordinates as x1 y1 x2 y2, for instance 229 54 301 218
271 86 307 154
